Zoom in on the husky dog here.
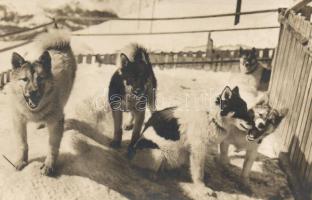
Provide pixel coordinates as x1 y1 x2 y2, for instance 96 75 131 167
219 94 288 183
239 47 271 91
108 43 157 152
129 86 253 185
6 30 76 176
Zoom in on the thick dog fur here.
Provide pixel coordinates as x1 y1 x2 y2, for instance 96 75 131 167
108 43 157 152
7 29 76 176
239 47 271 91
130 86 253 185
131 93 287 189
219 94 288 191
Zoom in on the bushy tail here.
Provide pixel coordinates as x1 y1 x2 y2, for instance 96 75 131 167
0 69 13 90
35 29 71 52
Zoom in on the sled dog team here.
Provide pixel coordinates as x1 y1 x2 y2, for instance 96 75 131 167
2 30 287 189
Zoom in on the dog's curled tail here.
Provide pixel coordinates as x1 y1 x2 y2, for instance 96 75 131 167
36 29 71 52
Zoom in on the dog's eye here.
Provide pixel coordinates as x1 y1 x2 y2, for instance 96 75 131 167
19 77 28 82
37 76 44 83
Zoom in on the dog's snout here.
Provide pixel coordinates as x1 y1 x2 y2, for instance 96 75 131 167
29 90 40 102
258 122 265 129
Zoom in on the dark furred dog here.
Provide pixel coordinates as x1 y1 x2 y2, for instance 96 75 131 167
239 47 271 91
108 43 157 152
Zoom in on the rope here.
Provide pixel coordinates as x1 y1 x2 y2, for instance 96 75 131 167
0 21 54 38
72 26 280 36
0 40 33 53
55 9 279 22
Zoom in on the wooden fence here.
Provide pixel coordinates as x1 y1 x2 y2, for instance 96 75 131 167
269 7 312 193
76 48 274 72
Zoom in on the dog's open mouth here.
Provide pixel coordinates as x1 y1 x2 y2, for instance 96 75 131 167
246 130 263 142
24 94 42 109
246 134 255 141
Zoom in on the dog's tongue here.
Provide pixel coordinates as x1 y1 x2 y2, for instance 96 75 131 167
246 131 256 141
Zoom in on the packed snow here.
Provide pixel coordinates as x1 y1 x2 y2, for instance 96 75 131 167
0 64 293 200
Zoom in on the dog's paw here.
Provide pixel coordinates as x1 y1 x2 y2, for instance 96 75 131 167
109 140 121 149
40 163 56 177
123 124 134 131
237 177 253 195
180 182 218 199
15 160 28 171
127 145 136 160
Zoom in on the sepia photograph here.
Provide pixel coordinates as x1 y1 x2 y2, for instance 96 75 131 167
0 0 311 199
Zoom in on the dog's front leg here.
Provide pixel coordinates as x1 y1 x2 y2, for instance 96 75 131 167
41 117 64 176
238 149 257 194
12 114 28 170
190 143 207 185
241 149 257 179
123 112 134 131
219 141 230 165
110 110 123 148
128 111 145 149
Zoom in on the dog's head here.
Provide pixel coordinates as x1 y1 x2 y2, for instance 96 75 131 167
246 95 288 141
11 51 53 110
119 52 151 96
239 47 258 74
215 86 253 131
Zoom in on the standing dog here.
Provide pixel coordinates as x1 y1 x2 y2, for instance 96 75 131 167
6 30 76 176
219 94 288 184
108 43 157 153
239 47 271 91
129 86 253 186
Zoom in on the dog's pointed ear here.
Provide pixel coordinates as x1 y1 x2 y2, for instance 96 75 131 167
12 52 26 69
270 108 288 126
221 86 232 100
39 51 52 73
239 47 243 56
256 93 269 106
232 86 240 96
141 52 149 65
278 108 288 118
120 53 130 68
251 47 256 55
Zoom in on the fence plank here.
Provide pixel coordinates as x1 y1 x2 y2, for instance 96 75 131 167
286 19 310 159
271 21 297 145
290 21 312 167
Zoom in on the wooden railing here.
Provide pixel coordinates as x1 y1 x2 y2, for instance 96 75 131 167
76 48 274 72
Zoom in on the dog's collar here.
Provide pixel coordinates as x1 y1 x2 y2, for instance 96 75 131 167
207 112 226 131
211 118 225 131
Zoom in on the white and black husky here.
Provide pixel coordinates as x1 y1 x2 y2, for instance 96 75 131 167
129 86 253 186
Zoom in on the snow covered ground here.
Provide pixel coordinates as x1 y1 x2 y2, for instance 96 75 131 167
0 64 293 200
